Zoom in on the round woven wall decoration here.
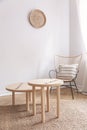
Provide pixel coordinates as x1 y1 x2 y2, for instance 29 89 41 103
29 9 46 28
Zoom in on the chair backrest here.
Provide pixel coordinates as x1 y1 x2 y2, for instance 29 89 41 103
54 54 82 80
54 54 82 71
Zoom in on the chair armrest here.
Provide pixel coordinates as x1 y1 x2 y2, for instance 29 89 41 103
49 69 58 78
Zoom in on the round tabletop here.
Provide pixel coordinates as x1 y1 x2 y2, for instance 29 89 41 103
28 78 63 87
6 83 33 92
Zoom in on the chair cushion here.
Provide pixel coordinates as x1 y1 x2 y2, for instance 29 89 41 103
57 64 78 80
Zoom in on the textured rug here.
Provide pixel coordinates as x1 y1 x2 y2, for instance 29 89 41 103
0 99 87 130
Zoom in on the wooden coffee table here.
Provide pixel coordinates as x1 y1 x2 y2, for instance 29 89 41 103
28 78 63 123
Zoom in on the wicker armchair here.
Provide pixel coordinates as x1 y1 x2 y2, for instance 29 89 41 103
49 54 82 99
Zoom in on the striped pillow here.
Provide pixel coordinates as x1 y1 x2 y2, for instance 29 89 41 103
57 64 78 80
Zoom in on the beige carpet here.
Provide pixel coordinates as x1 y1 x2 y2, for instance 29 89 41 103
0 98 87 130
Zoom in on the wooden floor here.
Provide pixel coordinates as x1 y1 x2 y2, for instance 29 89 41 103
57 87 87 99
0 87 87 106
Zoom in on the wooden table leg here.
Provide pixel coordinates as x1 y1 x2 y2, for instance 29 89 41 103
12 91 15 106
29 92 32 103
41 87 45 123
32 86 36 116
46 87 50 112
56 86 60 118
26 92 29 111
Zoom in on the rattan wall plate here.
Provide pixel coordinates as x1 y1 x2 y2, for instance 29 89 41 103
29 9 46 28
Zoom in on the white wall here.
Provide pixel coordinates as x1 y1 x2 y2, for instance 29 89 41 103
0 0 69 95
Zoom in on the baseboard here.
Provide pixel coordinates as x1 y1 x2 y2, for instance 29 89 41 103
81 92 87 95
0 92 11 96
0 92 24 97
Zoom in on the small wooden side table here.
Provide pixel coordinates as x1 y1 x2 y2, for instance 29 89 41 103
6 83 34 111
28 78 63 123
